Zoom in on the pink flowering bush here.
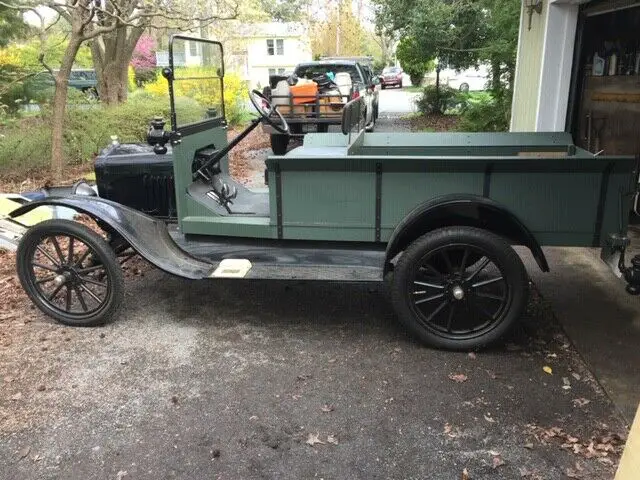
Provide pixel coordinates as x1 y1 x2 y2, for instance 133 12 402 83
131 34 157 86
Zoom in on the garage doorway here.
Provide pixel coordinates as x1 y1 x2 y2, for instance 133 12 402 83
568 1 640 156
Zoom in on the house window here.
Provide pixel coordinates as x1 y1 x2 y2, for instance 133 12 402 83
268 68 276 76
189 41 198 57
268 68 286 78
266 39 284 56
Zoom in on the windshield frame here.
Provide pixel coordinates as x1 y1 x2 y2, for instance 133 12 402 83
168 34 226 135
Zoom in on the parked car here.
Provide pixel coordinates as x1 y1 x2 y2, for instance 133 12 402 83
262 59 379 155
380 66 404 89
427 65 489 92
39 69 99 98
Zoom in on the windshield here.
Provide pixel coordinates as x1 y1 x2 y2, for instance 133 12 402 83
169 37 225 129
382 67 401 75
294 63 362 84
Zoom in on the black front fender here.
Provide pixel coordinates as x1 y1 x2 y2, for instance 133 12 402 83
10 196 212 279
385 194 549 273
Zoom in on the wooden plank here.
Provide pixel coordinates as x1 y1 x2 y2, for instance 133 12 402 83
591 91 640 103
615 403 640 479
517 151 568 158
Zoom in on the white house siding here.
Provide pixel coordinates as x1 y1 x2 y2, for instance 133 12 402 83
511 0 548 131
230 23 313 89
511 0 581 132
245 37 312 88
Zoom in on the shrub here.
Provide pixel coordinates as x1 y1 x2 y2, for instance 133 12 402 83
396 37 433 88
415 84 462 115
143 68 249 127
457 93 511 132
0 94 204 174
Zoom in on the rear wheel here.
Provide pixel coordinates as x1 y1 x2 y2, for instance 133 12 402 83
317 124 329 133
389 227 529 350
270 134 289 155
16 219 124 327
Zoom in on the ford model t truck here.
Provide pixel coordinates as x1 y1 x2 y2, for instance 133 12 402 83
262 59 380 155
8 36 640 351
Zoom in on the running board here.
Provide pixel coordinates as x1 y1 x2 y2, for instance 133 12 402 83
243 264 382 281
172 229 386 282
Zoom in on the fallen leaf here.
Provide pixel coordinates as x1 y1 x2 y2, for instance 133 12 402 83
321 404 335 413
17 446 30 460
485 369 497 379
543 366 553 375
519 467 533 477
461 467 470 480
562 377 571 386
565 468 582 478
305 433 325 446
572 398 590 407
571 373 581 381
492 456 505 469
524 442 534 450
327 435 338 445
443 423 457 438
449 373 468 383
484 414 496 423
116 471 128 480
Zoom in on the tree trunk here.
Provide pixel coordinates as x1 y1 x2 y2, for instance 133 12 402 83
91 26 143 106
50 38 82 180
490 58 501 95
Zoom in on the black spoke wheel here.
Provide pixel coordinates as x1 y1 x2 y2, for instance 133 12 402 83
390 227 529 350
16 219 124 327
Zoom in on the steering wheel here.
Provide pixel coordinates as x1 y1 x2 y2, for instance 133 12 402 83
249 89 290 135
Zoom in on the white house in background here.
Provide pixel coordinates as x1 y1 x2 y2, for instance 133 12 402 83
156 38 204 67
229 22 312 89
511 0 640 156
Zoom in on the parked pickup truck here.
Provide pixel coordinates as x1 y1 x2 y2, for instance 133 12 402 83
262 59 380 155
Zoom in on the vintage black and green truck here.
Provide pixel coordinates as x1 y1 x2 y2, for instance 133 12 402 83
7 36 639 351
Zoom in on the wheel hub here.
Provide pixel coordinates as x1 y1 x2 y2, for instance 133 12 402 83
451 285 465 300
53 274 68 287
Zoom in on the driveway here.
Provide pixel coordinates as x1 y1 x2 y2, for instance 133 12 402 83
0 104 629 480
378 87 420 117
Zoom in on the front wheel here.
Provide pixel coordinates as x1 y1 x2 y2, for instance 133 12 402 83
16 219 124 327
389 227 529 350
270 134 289 155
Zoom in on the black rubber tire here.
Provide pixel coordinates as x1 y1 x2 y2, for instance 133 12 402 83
389 227 529 350
381 85 386 90
317 124 329 133
270 134 289 155
16 219 124 327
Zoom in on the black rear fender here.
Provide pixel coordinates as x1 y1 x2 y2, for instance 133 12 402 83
385 194 549 274
9 196 212 279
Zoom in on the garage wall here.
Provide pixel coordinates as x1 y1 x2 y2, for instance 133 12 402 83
511 0 548 131
511 0 581 132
